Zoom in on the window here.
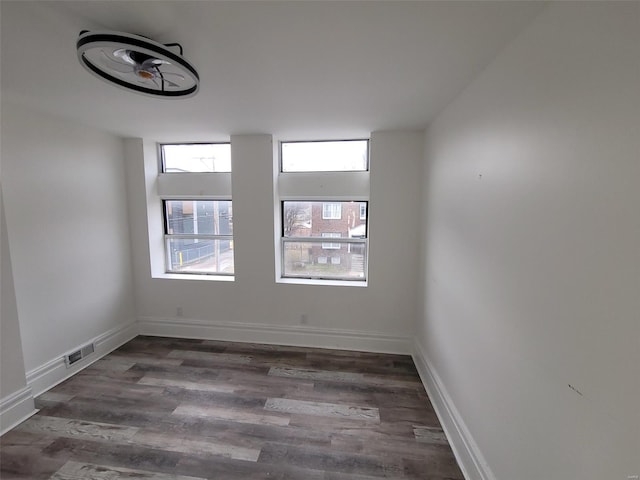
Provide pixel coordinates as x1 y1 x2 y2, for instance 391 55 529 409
281 140 368 172
161 143 231 173
321 232 341 249
281 201 367 280
322 203 342 220
164 200 234 275
277 139 369 283
156 142 234 279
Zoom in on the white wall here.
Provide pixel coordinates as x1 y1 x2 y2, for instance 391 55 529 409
418 3 640 480
1 103 137 378
127 131 423 353
1 185 35 432
0 189 27 395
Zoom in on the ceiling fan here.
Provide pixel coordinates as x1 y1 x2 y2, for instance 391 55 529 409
77 30 199 98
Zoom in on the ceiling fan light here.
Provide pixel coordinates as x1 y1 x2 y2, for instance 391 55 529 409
77 30 199 99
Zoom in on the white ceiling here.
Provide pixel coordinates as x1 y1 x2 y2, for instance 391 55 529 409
1 1 544 141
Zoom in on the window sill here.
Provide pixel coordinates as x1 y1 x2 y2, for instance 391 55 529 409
277 277 367 287
153 273 235 282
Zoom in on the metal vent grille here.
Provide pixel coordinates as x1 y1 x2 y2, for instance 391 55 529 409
64 342 95 368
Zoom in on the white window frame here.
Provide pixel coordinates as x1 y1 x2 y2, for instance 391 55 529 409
163 199 234 276
279 206 368 282
280 139 369 172
160 142 232 173
276 138 370 285
152 142 234 280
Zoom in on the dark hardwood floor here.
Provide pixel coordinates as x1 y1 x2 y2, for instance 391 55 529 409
0 336 464 479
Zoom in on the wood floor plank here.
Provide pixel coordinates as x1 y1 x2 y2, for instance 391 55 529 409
36 399 168 428
108 353 185 366
85 358 136 372
0 336 464 480
67 392 180 415
145 415 333 449
330 431 457 462
268 366 366 383
36 392 75 403
180 358 271 375
131 431 261 462
288 413 416 438
175 452 327 480
379 405 440 426
0 444 67 480
402 455 465 479
167 350 254 364
16 416 139 442
275 385 379 408
137 375 237 393
413 425 449 445
264 398 380 422
162 387 268 410
42 437 183 474
50 376 158 399
173 404 291 426
49 460 205 480
258 442 404 477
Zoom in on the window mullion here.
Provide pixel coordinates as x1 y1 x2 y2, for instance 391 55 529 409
165 234 233 240
283 237 365 244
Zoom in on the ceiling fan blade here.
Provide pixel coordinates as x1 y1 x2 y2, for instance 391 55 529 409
134 75 153 85
159 71 185 81
100 50 133 74
149 58 169 65
113 48 135 65
151 66 183 88
161 77 181 88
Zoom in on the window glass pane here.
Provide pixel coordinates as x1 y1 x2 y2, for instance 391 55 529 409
283 241 366 279
283 201 367 238
162 143 231 173
281 140 368 172
167 238 234 274
166 200 233 236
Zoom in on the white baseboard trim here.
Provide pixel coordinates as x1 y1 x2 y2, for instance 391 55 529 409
412 341 496 480
0 386 37 436
26 321 139 398
138 316 410 354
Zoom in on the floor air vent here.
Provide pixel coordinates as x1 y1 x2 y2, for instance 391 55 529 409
64 342 95 368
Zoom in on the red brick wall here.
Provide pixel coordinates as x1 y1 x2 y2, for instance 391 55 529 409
309 202 366 262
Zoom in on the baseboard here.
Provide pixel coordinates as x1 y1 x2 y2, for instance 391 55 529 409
138 316 410 354
412 341 496 480
26 321 139 397
0 386 37 436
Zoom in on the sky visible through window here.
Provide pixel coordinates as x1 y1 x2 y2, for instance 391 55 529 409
281 140 368 172
163 144 231 173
